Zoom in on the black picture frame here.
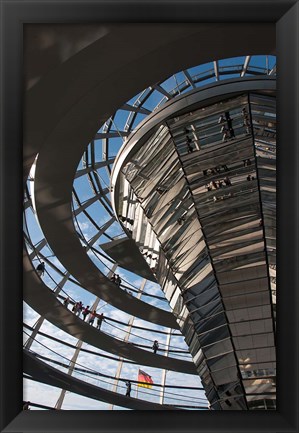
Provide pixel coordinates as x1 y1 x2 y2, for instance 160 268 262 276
1 0 298 432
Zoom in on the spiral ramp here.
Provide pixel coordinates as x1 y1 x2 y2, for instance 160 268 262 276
23 24 276 410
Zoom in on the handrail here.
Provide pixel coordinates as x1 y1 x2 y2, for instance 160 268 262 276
23 332 205 405
71 203 166 301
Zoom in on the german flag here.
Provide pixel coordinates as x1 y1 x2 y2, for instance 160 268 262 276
138 369 153 388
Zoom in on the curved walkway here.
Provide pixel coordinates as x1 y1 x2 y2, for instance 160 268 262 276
23 248 197 375
25 25 274 326
24 350 179 410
